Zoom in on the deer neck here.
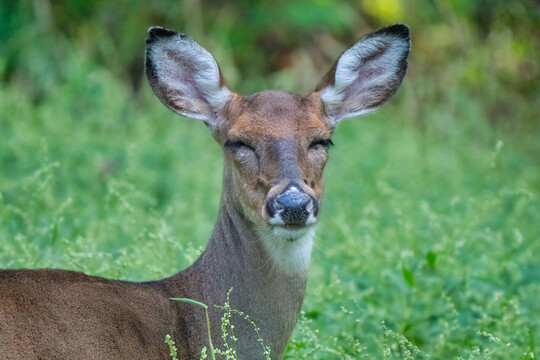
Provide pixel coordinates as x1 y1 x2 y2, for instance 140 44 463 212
167 181 312 358
201 186 310 309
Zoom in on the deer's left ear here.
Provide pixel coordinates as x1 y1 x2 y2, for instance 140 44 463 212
145 27 231 128
315 24 410 125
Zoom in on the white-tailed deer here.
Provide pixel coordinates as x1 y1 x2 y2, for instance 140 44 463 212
0 24 410 359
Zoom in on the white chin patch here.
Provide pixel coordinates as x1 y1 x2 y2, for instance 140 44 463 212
271 225 311 239
257 225 317 275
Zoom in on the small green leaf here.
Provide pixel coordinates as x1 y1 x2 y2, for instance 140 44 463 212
402 266 415 287
426 251 437 269
170 298 208 309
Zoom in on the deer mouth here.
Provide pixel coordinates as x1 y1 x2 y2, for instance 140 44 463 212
276 224 311 231
270 222 316 241
267 208 318 238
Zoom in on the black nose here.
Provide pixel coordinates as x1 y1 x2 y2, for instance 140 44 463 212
266 184 317 225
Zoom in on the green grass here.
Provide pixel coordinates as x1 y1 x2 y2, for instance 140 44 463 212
1 44 539 359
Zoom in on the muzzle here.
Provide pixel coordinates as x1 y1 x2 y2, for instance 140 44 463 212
266 182 318 226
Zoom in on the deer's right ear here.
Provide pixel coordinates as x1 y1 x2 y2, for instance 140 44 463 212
315 24 410 126
145 27 231 128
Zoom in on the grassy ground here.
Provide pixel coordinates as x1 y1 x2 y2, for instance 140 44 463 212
1 35 540 360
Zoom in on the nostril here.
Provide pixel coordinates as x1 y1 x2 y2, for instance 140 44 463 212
303 179 308 185
266 197 277 218
311 199 319 217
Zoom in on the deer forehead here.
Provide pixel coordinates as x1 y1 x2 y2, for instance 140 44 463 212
227 91 331 140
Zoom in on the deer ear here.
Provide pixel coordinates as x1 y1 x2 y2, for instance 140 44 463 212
145 27 231 128
315 24 410 125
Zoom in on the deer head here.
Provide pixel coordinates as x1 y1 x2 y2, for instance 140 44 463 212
146 25 410 272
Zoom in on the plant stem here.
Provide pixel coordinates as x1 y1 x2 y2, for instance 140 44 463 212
170 298 216 360
204 307 216 360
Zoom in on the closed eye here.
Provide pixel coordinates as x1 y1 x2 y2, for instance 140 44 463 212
224 140 254 151
309 139 334 149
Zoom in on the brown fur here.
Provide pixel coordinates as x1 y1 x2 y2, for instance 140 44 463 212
217 91 332 225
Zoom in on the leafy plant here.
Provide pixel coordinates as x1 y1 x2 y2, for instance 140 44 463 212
170 289 271 360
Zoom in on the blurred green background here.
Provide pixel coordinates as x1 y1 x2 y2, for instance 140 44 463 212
1 0 539 359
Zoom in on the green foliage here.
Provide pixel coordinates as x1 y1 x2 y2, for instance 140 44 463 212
170 289 271 359
401 266 415 287
165 334 179 360
214 291 272 360
425 251 437 269
1 1 540 359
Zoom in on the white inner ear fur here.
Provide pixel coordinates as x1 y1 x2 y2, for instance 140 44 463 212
148 34 230 125
321 35 409 125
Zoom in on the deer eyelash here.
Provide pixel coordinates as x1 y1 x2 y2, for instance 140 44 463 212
224 140 254 151
309 139 334 148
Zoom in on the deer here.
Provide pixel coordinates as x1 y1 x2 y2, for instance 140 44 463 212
0 24 410 359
